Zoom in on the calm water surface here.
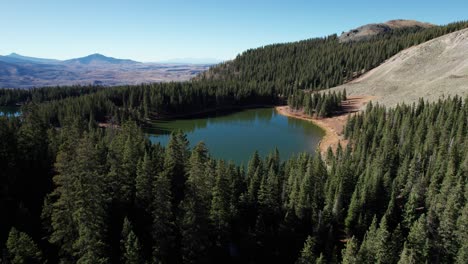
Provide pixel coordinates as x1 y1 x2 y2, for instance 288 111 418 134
147 108 324 164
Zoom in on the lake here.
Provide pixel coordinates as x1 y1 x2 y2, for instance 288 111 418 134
0 106 21 117
147 108 324 165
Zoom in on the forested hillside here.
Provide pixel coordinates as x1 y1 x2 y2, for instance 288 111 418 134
1 93 466 263
200 21 468 91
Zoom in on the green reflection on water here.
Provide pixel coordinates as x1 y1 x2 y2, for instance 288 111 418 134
147 108 324 165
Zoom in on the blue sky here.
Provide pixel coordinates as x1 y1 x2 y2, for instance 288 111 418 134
1 0 467 62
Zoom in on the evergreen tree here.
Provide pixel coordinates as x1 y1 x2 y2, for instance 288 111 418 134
398 215 429 264
162 132 189 207
179 142 211 263
210 161 231 247
356 217 378 263
341 236 358 264
48 134 109 263
135 152 156 209
151 172 175 263
296 236 316 264
6 228 42 264
120 217 142 264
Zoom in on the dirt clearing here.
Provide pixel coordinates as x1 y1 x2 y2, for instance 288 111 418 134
276 96 375 156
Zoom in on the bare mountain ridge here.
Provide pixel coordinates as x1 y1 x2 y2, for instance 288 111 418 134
331 28 468 107
339 19 434 42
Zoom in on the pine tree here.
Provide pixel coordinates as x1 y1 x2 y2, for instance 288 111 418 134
455 200 468 264
398 215 429 263
210 161 231 247
162 132 189 207
316 253 326 264
341 236 358 264
438 178 463 262
179 142 211 263
296 236 316 264
120 217 142 264
135 152 156 209
247 151 262 202
356 216 378 263
6 227 43 264
151 172 175 263
48 134 109 263
375 217 392 264
107 121 146 205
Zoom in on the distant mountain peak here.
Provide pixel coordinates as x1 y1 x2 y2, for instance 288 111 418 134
64 53 140 65
86 53 108 58
3 53 60 64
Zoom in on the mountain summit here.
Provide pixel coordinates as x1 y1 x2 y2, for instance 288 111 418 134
64 53 140 65
339 19 434 42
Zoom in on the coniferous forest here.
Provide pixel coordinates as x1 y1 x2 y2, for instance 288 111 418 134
0 21 467 264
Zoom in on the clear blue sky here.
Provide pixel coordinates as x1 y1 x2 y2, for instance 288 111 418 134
1 0 467 62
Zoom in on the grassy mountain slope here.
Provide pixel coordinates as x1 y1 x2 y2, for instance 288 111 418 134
330 28 468 107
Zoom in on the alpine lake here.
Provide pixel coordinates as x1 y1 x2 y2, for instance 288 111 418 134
147 108 324 165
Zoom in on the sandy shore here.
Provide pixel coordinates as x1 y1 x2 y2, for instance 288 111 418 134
275 96 375 155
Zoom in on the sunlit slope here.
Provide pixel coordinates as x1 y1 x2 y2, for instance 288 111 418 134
331 28 468 107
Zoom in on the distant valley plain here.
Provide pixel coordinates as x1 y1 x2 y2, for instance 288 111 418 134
0 53 213 88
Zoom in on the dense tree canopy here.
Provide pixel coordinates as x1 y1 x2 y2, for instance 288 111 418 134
0 94 466 263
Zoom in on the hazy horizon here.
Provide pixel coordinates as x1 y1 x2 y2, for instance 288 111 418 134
1 0 467 62
1 52 223 64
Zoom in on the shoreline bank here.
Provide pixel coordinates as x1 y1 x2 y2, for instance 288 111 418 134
275 106 346 156
275 96 375 155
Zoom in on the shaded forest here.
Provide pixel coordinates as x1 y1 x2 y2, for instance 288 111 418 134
1 90 466 263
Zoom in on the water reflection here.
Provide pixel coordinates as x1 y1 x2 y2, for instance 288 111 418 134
147 108 324 164
147 108 275 135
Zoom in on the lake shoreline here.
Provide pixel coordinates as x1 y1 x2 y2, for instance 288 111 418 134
275 96 375 156
275 106 342 156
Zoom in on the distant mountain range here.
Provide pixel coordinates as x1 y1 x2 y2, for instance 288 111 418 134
0 53 214 88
